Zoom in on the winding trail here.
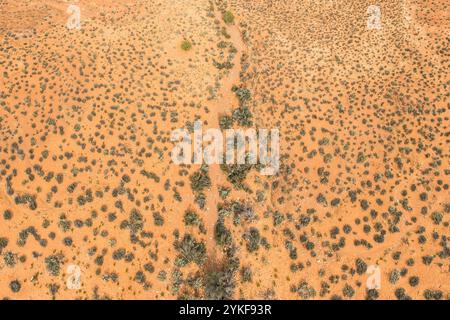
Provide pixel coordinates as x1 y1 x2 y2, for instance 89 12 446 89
203 7 246 254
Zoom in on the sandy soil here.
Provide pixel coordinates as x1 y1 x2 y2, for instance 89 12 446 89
0 0 448 300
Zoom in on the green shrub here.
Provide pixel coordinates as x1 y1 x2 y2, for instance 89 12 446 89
355 258 367 275
184 210 200 226
9 280 21 293
343 284 355 298
219 115 233 129
181 40 192 51
190 165 211 192
389 269 400 284
232 106 252 127
291 281 316 300
194 192 207 209
203 258 237 300
214 220 232 246
243 227 260 252
223 11 235 24
240 267 252 283
218 186 231 199
232 87 251 105
153 212 164 226
213 59 233 70
220 162 252 190
174 234 206 267
45 255 62 276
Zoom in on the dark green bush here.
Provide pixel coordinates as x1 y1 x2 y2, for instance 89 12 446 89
174 234 206 267
214 220 232 246
190 165 211 192
223 11 235 24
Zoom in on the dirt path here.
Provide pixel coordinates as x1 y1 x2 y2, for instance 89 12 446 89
203 7 246 254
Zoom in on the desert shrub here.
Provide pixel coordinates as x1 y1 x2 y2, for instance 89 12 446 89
144 263 155 273
355 258 367 275
181 40 192 51
153 212 164 226
213 59 233 70
287 244 298 259
9 280 21 293
342 284 355 298
273 211 285 226
158 271 167 281
232 86 251 105
203 256 237 300
218 201 255 223
4 251 17 267
409 276 419 287
184 210 200 226
190 165 211 192
128 209 144 235
140 170 160 182
231 201 254 221
0 237 8 251
422 255 433 265
112 248 126 260
204 268 234 300
395 288 411 300
171 269 183 294
195 192 207 209
219 115 233 129
45 255 62 276
240 266 252 283
423 289 443 300
365 289 379 300
406 258 415 266
431 211 443 224
217 41 229 48
256 190 265 202
218 186 231 199
223 11 235 24
343 224 352 234
243 227 260 252
135 271 146 284
214 220 232 246
3 210 12 220
291 281 316 299
15 194 37 210
232 106 253 126
389 269 400 284
174 234 206 267
331 198 341 206
260 237 271 250
392 251 401 260
220 162 252 190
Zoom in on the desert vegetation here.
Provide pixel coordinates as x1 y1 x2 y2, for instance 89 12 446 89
0 0 448 300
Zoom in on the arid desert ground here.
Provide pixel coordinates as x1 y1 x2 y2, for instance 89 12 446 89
0 0 449 299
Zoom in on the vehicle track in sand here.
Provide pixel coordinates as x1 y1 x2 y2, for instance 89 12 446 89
203 4 247 254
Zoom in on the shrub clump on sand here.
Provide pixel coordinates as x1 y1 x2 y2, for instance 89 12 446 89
220 162 252 191
9 280 21 293
243 227 261 252
214 219 232 246
223 11 235 25
45 254 62 276
232 86 251 105
184 210 200 226
232 106 253 127
219 115 233 129
203 248 239 300
291 281 316 300
190 165 211 192
174 234 206 267
181 40 192 51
